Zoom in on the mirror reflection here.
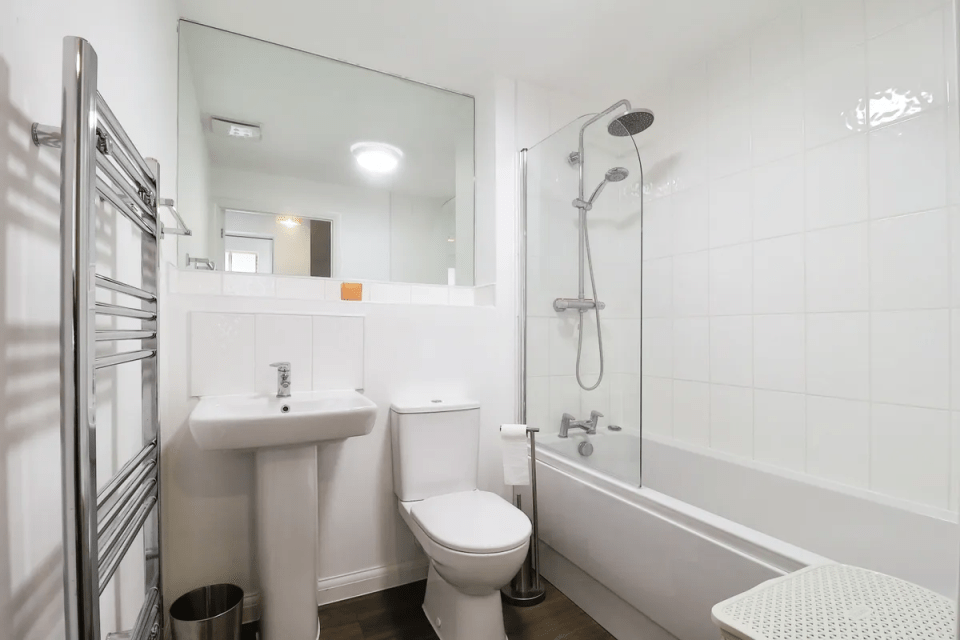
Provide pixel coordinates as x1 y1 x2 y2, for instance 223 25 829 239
176 21 475 285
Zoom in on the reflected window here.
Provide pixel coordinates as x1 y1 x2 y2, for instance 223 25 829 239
225 250 259 274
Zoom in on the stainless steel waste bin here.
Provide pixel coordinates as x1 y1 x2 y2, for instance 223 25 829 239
170 584 243 640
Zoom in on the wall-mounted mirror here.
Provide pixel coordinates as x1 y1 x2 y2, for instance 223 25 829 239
176 21 475 286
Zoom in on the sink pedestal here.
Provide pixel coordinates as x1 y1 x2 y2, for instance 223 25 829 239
256 445 319 640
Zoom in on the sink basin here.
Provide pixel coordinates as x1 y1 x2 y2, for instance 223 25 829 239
189 389 377 451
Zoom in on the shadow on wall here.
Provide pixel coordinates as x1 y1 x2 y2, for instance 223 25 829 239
0 55 68 639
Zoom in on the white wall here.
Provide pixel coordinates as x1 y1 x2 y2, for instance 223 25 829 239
639 0 960 513
0 0 178 638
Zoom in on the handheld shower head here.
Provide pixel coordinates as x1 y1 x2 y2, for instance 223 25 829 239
608 109 655 136
605 167 629 182
577 167 630 208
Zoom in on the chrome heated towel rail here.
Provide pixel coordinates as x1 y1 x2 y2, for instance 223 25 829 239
34 36 164 640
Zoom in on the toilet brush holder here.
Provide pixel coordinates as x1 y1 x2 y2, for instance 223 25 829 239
501 426 546 607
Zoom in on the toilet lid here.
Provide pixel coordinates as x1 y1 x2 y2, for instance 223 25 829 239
411 490 532 554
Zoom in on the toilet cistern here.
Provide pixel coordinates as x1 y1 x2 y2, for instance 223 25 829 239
270 361 291 397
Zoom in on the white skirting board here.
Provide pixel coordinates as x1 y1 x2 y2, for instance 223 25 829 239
316 559 430 606
538 543 678 640
243 592 262 624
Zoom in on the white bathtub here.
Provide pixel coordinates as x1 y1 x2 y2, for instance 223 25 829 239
522 430 828 640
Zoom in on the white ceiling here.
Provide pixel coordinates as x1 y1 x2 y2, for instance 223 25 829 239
178 0 795 99
181 22 473 199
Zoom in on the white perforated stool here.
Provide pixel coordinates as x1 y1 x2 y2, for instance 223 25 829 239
711 563 955 640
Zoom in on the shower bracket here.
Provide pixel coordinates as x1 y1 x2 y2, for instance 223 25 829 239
553 298 605 312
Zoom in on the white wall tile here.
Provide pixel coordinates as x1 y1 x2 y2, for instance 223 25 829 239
953 312 960 410
641 319 673 377
448 287 476 306
709 104 752 179
672 252 709 317
177 270 223 295
642 257 673 318
410 285 450 306
806 313 870 401
709 244 753 315
275 277 326 300
642 376 673 436
313 315 364 390
710 384 754 457
190 312 256 396
952 209 960 306
754 314 805 392
753 234 805 314
806 396 870 488
223 273 277 297
527 317 550 377
867 9 946 128
870 209 950 310
710 316 753 386
869 109 947 219
805 134 869 230
865 0 942 39
549 316 578 376
671 187 709 254
709 40 751 109
751 80 805 166
369 283 412 304
642 197 673 259
526 376 550 433
605 319 641 375
804 46 868 149
673 318 710 382
806 223 870 312
871 403 950 508
580 383 610 424
952 413 960 511
871 310 950 409
754 390 806 471
673 380 711 446
549 376 581 424
254 315 313 395
323 279 344 301
803 0 867 68
751 7 804 87
752 154 805 240
709 170 753 248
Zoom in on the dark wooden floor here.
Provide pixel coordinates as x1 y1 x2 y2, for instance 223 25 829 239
241 578 615 640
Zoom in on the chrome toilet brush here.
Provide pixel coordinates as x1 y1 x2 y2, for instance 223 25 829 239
501 426 546 607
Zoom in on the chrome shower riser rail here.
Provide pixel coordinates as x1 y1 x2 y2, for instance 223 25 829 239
35 36 164 640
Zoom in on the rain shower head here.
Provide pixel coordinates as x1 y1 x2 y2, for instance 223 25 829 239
608 108 655 136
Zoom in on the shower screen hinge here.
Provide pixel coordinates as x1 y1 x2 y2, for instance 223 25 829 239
553 298 605 312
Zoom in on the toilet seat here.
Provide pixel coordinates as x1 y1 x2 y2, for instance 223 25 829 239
411 490 531 554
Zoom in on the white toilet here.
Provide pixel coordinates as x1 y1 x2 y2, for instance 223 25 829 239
390 399 532 640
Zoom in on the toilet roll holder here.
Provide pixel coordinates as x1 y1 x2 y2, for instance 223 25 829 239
500 425 546 607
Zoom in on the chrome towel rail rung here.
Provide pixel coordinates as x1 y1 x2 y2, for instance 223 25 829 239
98 442 157 510
98 478 155 561
131 589 159 640
95 302 155 320
97 151 155 219
98 496 157 594
98 461 156 538
97 127 156 203
97 177 156 238
94 350 155 369
96 93 156 186
94 274 156 302
96 330 156 342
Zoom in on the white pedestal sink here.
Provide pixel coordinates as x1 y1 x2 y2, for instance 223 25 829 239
189 389 378 640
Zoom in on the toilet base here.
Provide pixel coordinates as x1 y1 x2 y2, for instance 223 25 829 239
422 565 508 640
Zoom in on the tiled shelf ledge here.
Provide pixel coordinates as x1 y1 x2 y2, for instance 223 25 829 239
167 267 496 307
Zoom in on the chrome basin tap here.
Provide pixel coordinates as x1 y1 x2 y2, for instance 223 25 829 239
559 410 603 438
270 362 292 398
